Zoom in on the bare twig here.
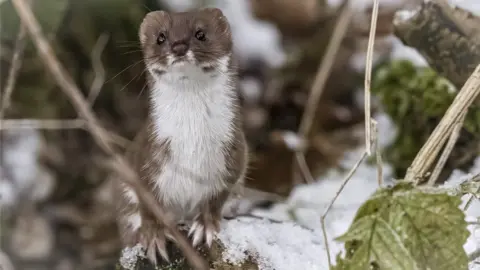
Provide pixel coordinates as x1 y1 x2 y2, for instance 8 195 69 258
297 1 353 137
88 33 109 105
364 0 380 156
11 0 208 268
0 119 84 130
463 172 480 211
427 111 467 186
295 152 315 184
0 118 129 148
293 0 353 184
320 150 367 268
469 247 480 262
234 214 315 232
405 64 480 184
371 119 383 186
0 21 28 119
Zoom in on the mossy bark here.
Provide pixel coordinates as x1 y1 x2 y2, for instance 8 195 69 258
393 0 480 90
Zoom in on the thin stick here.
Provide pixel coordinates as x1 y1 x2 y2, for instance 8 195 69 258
0 119 84 130
469 247 480 262
0 118 130 148
0 22 28 119
11 0 208 268
293 0 353 184
364 0 380 156
405 64 480 184
88 33 109 105
463 172 480 211
295 152 315 184
298 1 353 136
371 119 383 186
320 150 367 268
427 111 467 186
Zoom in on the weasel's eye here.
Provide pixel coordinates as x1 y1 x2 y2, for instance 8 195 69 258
157 33 166 44
195 30 206 41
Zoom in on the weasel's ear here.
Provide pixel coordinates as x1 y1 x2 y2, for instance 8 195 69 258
203 7 230 34
203 7 224 18
139 10 169 45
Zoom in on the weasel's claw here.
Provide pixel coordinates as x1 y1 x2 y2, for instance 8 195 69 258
146 239 158 265
189 217 219 248
138 223 169 265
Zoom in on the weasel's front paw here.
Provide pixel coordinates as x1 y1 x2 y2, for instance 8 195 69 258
188 213 221 248
137 221 170 265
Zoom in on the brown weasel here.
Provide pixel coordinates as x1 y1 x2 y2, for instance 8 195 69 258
113 8 248 265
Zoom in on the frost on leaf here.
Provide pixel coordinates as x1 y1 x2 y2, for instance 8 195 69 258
333 181 469 270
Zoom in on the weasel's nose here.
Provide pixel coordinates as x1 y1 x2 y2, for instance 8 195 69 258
171 43 188 57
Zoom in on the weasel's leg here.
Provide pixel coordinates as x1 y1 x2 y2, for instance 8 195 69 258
116 183 170 265
188 190 230 247
136 216 170 264
189 132 249 247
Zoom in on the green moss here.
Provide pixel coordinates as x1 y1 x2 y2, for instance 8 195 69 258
371 60 480 181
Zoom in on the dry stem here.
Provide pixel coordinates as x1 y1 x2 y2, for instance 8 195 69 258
11 0 208 268
371 119 383 186
0 119 84 130
469 247 480 262
293 0 353 184
320 150 367 268
88 33 109 105
295 152 315 184
463 172 480 211
298 1 353 136
363 0 380 156
405 63 480 184
426 110 467 186
0 21 28 119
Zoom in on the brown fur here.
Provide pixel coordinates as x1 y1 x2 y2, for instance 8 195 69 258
139 8 232 68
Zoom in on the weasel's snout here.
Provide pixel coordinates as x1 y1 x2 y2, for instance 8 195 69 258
171 43 188 57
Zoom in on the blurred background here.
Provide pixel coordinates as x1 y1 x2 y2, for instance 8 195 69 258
1 0 479 269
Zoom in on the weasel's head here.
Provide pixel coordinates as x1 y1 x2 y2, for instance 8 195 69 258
139 8 233 79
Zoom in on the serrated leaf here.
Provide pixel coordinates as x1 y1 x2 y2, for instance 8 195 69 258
334 182 469 270
387 189 469 270
337 216 419 270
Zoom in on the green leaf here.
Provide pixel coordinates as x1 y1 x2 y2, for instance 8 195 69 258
334 182 470 270
337 216 419 270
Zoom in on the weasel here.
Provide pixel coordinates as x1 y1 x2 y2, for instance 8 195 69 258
113 8 248 264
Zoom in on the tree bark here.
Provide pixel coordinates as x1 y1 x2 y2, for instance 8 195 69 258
393 0 480 90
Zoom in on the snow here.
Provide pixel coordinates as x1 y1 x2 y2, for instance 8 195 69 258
0 129 42 208
119 244 146 270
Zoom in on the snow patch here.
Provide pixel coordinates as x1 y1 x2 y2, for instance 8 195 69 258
218 218 328 270
119 244 146 270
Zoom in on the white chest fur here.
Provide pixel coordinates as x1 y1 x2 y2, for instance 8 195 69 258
149 57 236 218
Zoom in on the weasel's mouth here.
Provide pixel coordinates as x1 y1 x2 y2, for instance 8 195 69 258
172 57 188 65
